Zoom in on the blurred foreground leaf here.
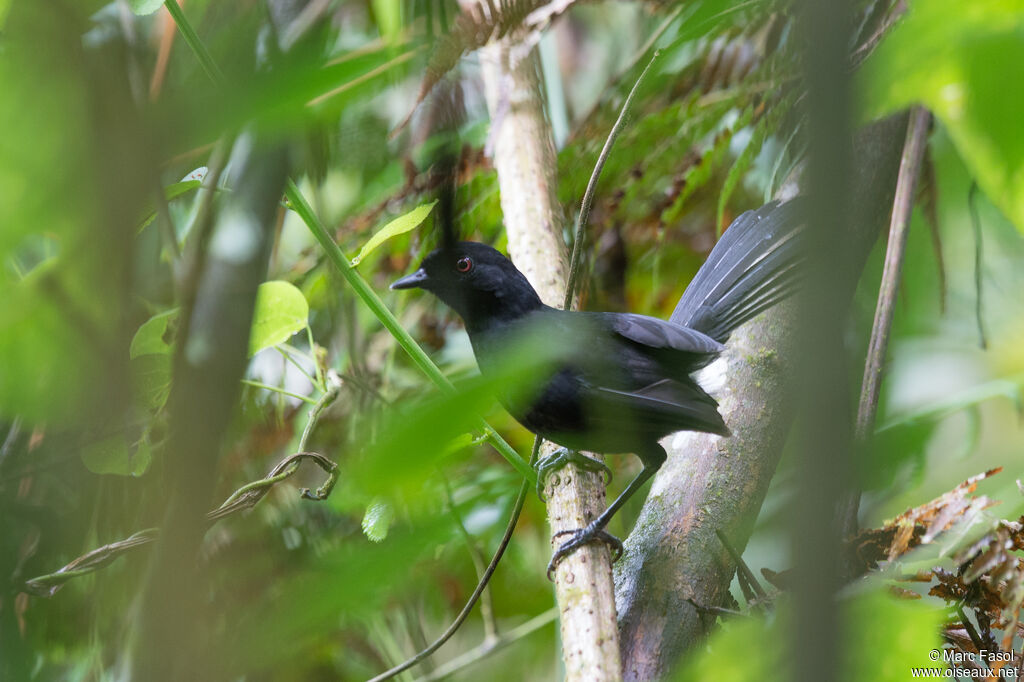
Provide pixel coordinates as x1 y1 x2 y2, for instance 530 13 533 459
672 592 943 681
858 0 1024 231
81 432 152 476
130 309 178 358
361 498 395 542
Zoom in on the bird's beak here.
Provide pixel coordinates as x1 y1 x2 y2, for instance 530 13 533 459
390 267 429 290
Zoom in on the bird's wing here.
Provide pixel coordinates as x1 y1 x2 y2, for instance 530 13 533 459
581 378 730 438
605 313 723 353
584 312 723 377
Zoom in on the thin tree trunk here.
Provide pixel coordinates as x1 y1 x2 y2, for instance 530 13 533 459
614 113 910 681
478 36 623 682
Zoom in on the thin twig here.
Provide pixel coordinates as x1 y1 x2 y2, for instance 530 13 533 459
843 107 931 537
715 529 767 600
956 604 989 665
685 598 748 620
241 379 319 405
410 607 558 682
563 50 660 309
855 107 931 439
968 183 988 349
443 476 498 643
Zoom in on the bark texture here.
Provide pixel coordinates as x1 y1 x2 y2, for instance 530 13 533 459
478 37 623 682
614 113 910 681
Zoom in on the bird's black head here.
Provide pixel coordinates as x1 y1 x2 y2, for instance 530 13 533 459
391 242 543 329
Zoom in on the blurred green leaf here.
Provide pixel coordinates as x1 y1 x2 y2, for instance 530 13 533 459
361 498 395 542
845 590 944 681
349 321 570 500
128 0 165 17
351 200 437 266
673 591 944 681
137 177 204 232
371 0 402 43
81 432 152 476
130 309 178 358
857 0 1024 231
133 354 172 410
249 281 309 356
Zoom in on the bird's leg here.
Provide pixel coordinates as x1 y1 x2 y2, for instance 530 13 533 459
534 447 612 502
546 445 666 579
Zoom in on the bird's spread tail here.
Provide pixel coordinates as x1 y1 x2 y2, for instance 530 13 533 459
671 199 805 342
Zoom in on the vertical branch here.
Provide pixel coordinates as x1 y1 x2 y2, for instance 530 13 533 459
840 106 931 537
129 134 288 681
855 107 931 440
475 29 622 682
792 1 854 682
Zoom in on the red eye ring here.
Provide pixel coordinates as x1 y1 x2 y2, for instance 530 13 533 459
455 256 473 273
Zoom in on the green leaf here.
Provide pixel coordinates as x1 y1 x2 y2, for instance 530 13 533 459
673 591 944 682
350 201 437 266
857 0 1024 232
133 354 172 411
128 0 165 16
361 499 395 543
249 281 309 356
81 432 152 477
137 170 206 233
371 0 402 43
130 309 178 358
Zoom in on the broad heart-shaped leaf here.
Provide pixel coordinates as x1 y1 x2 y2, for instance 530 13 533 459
350 201 437 266
249 281 309 356
857 0 1024 232
128 0 165 16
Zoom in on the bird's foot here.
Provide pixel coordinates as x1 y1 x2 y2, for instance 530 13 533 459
534 448 612 502
546 524 623 580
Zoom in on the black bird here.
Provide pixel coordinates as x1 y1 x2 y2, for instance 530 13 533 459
392 200 805 575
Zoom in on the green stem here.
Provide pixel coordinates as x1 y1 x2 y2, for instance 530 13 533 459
284 181 535 483
563 50 660 309
275 345 320 388
305 325 327 392
241 379 318 405
299 377 341 451
163 0 225 84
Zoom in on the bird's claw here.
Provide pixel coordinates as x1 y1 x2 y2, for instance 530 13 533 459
546 526 623 580
534 448 612 502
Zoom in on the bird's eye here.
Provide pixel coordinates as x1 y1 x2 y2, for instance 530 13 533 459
455 256 473 273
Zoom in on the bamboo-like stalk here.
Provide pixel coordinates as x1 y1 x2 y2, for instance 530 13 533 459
478 36 623 682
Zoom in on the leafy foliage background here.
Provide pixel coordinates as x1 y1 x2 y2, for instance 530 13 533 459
1 0 1023 680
